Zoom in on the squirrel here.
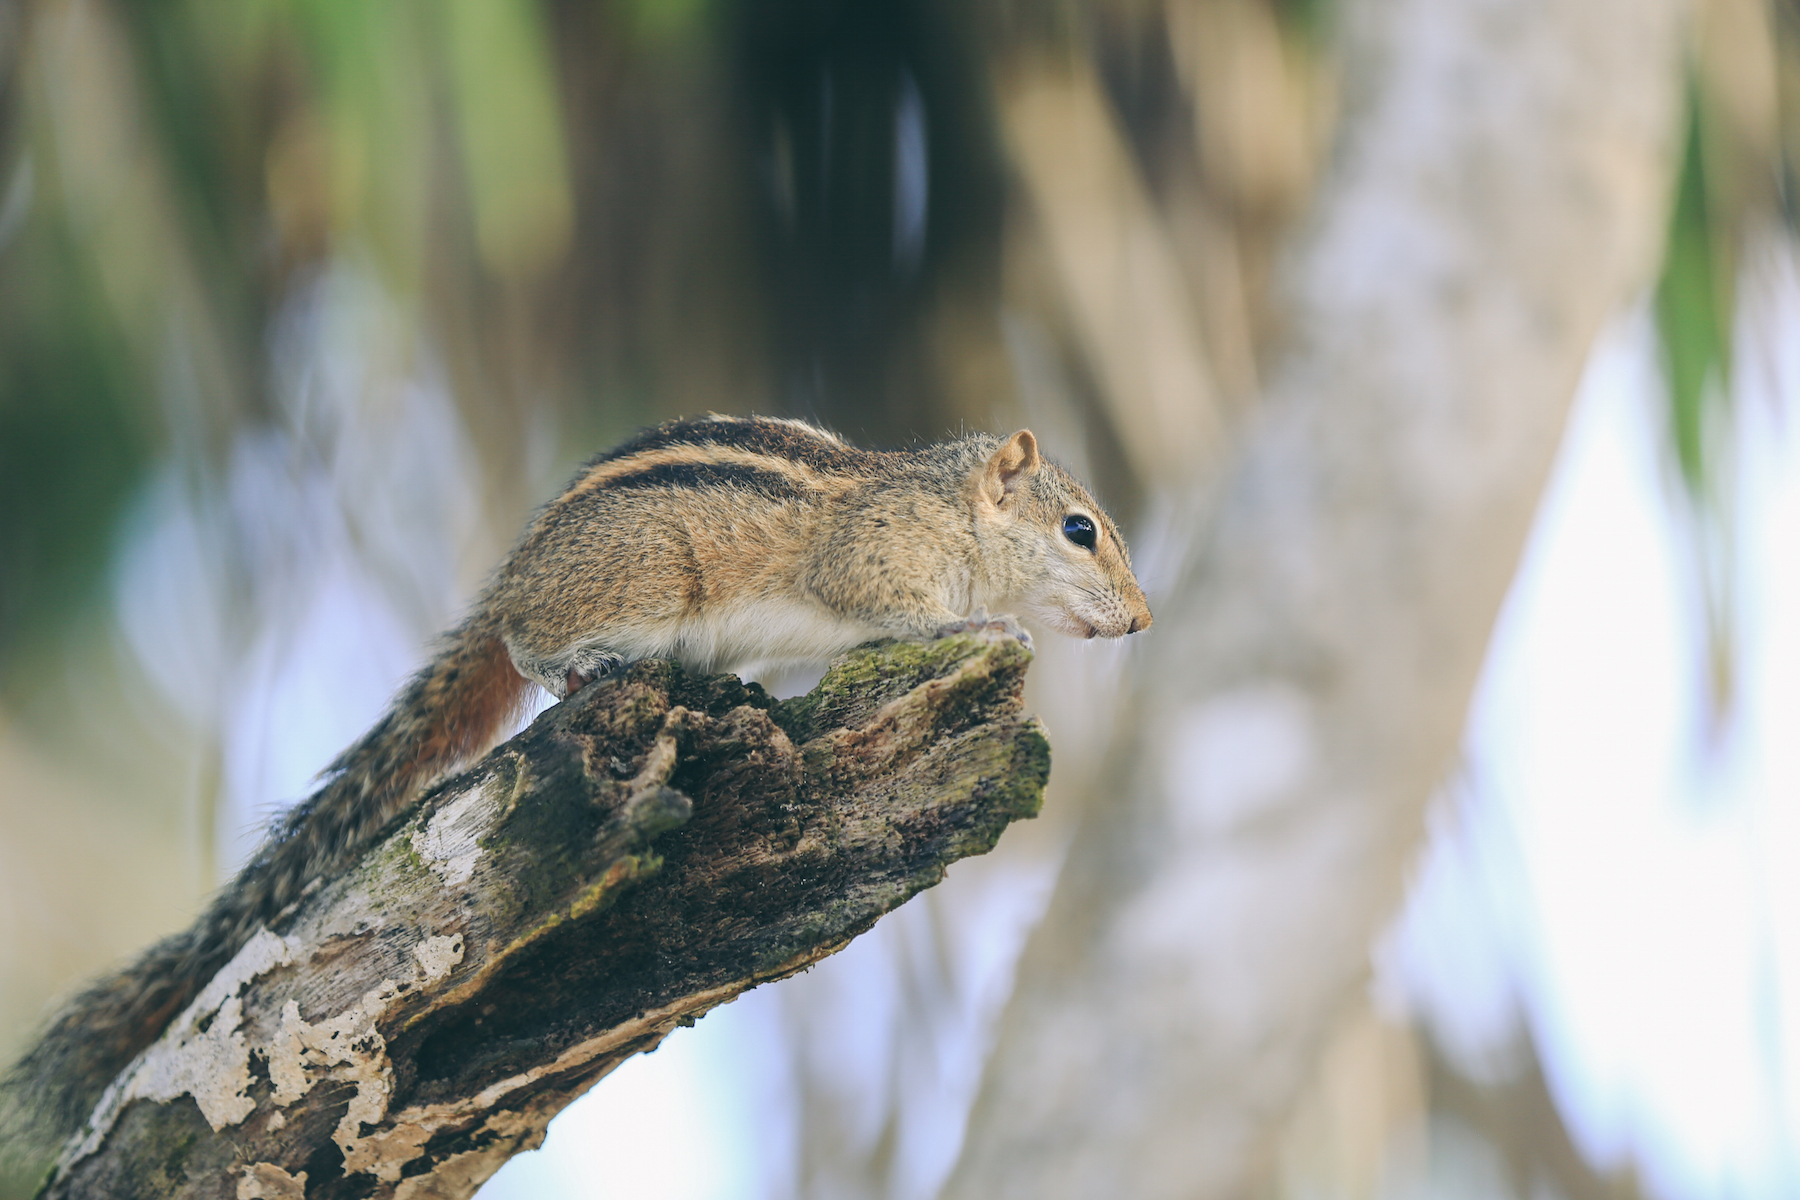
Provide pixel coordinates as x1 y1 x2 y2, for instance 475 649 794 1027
1 414 1151 1159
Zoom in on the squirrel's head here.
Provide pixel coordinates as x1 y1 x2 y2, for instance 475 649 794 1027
968 430 1153 640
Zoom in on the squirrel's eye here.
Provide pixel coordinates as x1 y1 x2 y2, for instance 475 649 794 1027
1062 514 1097 550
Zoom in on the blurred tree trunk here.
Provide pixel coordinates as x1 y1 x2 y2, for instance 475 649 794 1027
944 0 1687 1196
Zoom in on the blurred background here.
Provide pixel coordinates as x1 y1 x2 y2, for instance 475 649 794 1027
0 0 1798 1196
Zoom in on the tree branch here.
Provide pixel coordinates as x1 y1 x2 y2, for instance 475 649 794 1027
42 630 1045 1200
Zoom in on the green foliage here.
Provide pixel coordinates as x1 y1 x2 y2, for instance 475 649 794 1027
1654 85 1732 499
444 0 573 278
1650 74 1759 724
0 0 593 679
1272 0 1333 51
615 0 717 46
281 0 437 293
0 204 155 673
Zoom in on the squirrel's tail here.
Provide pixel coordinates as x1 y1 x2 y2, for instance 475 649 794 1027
1 616 531 1162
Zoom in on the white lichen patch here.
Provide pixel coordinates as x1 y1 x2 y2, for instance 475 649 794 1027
265 980 402 1174
63 929 295 1168
73 918 471 1183
411 780 499 886
259 925 460 1184
390 1111 543 1200
391 1148 504 1200
341 1121 438 1183
413 933 465 986
237 1162 307 1199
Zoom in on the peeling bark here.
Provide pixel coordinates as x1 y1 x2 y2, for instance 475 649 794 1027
43 630 1045 1200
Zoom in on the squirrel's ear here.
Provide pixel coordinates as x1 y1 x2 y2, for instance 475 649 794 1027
982 430 1041 504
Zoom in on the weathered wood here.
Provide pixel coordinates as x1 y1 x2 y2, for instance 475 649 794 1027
43 630 1046 1200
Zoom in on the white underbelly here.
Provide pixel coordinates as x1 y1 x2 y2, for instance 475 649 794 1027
612 597 889 676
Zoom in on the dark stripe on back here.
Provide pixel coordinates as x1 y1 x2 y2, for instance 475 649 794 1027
585 417 877 477
589 460 814 501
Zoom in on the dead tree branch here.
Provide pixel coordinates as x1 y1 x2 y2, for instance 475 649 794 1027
42 630 1045 1200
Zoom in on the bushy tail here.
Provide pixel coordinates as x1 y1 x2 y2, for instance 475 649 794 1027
1 616 530 1163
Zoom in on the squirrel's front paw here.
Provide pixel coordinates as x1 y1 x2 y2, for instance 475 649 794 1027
935 608 1034 650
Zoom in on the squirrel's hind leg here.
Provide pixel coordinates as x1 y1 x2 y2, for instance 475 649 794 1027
562 653 627 697
507 641 629 700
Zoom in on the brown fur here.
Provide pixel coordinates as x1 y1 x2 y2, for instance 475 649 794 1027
1 416 1148 1160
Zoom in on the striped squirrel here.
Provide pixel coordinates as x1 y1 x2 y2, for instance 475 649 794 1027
2 414 1151 1158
